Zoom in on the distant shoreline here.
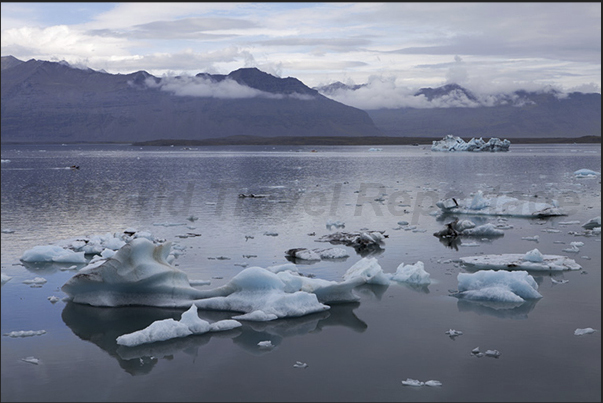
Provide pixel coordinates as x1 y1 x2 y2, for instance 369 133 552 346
2 135 600 147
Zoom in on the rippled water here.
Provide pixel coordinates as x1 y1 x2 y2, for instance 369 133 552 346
1 143 601 402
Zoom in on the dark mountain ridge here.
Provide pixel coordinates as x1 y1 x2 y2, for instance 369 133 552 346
314 81 601 139
2 56 601 143
1 57 381 143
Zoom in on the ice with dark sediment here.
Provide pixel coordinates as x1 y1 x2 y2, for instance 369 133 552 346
436 190 566 218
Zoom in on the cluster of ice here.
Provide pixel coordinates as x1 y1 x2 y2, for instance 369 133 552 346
436 190 566 218
61 238 431 324
459 248 582 271
431 135 510 152
573 169 600 178
285 247 349 261
116 304 241 347
452 270 543 303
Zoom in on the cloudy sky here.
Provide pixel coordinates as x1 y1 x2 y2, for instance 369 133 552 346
1 2 600 109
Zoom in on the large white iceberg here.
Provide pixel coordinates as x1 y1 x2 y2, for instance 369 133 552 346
459 248 582 271
61 238 207 307
453 270 542 303
436 190 566 218
431 135 510 152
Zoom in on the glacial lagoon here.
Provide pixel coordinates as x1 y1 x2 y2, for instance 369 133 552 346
1 143 600 402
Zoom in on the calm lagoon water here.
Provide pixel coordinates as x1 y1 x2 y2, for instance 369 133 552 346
1 143 601 402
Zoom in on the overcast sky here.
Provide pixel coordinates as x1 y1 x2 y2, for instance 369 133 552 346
1 2 600 108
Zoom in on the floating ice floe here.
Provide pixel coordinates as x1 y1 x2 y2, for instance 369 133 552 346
22 277 47 285
20 245 87 263
459 248 582 272
116 304 241 347
574 328 597 336
573 169 601 178
285 247 349 261
562 241 584 253
3 330 46 337
436 191 565 218
401 378 442 387
257 340 274 349
452 270 543 303
431 135 510 152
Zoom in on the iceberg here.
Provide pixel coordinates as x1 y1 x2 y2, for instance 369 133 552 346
62 238 207 307
452 270 542 303
436 190 566 218
459 248 582 271
431 135 510 152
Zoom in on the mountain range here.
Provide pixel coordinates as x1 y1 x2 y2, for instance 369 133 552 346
1 56 600 144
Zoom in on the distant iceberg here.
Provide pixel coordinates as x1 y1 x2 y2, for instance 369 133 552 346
459 248 582 272
431 135 510 152
436 190 566 218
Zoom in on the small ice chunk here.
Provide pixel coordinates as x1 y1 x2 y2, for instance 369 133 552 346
425 380 442 387
485 349 501 358
574 328 597 336
293 361 308 368
445 329 463 337
257 340 274 349
47 296 61 303
388 261 431 285
21 357 40 365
